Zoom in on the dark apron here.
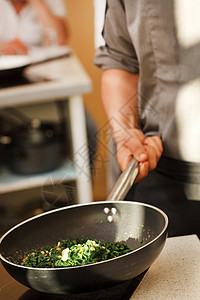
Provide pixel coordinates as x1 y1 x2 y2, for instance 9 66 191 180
126 156 200 237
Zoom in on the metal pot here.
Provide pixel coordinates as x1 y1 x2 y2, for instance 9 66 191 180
1 119 62 174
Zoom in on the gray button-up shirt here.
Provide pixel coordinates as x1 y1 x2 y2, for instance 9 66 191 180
95 0 200 165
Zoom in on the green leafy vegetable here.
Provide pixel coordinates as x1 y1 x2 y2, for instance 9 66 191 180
22 238 132 268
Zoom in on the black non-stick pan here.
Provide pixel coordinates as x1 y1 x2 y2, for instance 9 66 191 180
0 158 168 295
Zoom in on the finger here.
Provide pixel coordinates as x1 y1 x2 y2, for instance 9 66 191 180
117 145 133 171
144 145 157 170
125 129 148 162
117 147 149 182
143 136 163 161
134 161 149 183
117 142 150 181
13 39 28 54
144 136 163 152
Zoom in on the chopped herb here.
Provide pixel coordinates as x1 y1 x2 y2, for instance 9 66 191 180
22 238 132 268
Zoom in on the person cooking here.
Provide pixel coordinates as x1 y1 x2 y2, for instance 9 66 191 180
0 0 69 54
95 0 200 237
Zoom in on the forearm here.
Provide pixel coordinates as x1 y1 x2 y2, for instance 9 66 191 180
101 69 139 142
0 39 28 55
101 68 163 178
28 0 68 45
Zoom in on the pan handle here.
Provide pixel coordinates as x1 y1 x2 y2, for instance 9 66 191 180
106 132 161 202
106 157 139 201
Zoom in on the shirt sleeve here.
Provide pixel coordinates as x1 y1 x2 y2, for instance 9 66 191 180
94 0 139 73
44 0 67 17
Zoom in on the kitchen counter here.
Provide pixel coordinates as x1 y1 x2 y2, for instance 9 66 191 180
0 49 92 107
131 234 200 300
0 49 93 205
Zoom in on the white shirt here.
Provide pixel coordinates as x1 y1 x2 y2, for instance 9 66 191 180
0 0 67 47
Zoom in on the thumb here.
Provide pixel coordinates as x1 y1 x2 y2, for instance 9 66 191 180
127 138 148 163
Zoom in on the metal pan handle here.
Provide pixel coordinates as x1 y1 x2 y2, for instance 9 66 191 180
106 132 161 202
106 157 139 201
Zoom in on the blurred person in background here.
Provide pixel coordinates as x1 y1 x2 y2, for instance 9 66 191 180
0 0 97 169
0 0 69 54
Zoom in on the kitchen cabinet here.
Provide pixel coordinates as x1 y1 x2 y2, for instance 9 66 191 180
0 50 93 205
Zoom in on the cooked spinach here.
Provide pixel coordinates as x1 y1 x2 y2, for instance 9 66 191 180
22 238 131 268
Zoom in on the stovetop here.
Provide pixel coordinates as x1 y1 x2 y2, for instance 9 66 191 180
18 279 140 300
0 262 147 300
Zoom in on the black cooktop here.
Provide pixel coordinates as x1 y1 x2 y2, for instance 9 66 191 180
0 262 146 300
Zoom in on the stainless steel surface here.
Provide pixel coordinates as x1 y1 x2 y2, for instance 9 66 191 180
106 157 139 201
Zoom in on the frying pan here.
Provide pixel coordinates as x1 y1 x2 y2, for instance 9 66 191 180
0 158 168 295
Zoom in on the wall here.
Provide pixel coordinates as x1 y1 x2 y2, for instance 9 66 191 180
65 0 108 200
